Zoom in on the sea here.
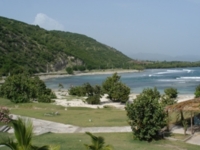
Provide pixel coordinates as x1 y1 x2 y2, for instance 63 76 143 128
45 67 200 94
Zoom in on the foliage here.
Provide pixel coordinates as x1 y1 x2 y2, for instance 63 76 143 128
0 106 11 124
69 83 102 104
58 83 64 91
164 87 178 99
84 132 113 150
86 95 101 105
0 117 54 150
66 67 74 74
0 74 55 103
68 86 87 96
138 87 160 100
182 120 188 135
194 84 200 98
160 95 177 107
0 16 132 75
125 88 166 141
102 73 130 103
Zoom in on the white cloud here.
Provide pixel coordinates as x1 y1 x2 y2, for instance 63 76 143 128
33 13 65 31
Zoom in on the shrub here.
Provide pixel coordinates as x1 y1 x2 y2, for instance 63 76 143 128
0 74 54 103
125 88 166 141
85 95 100 104
102 73 130 103
66 67 73 74
195 84 200 98
164 87 178 99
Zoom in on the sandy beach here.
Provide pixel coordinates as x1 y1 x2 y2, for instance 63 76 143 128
53 90 195 109
38 69 139 80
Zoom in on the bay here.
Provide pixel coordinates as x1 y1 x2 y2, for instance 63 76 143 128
45 67 200 94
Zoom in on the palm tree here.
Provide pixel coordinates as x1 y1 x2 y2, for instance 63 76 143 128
84 132 113 150
0 117 57 150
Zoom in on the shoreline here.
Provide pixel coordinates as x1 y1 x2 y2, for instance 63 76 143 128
53 90 195 109
38 69 139 80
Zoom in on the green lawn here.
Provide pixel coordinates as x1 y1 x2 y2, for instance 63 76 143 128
0 98 127 127
1 133 199 150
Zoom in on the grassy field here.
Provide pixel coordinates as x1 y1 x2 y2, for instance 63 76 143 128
1 98 200 149
1 132 199 150
0 98 128 127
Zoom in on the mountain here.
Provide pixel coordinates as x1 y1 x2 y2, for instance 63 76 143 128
0 16 132 75
130 52 200 62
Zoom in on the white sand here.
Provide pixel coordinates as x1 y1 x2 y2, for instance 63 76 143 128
39 69 139 80
53 91 194 109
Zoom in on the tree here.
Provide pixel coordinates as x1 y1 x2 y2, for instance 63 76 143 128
66 67 73 74
125 88 166 141
84 132 113 150
194 84 200 98
0 74 55 103
102 73 130 103
0 118 53 150
164 87 178 99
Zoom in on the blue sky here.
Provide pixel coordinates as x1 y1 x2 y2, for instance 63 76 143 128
0 0 200 58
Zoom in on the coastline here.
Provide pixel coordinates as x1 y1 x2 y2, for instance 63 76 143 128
53 90 195 109
38 69 139 80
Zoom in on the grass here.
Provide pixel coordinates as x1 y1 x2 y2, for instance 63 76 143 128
0 98 127 127
1 132 199 150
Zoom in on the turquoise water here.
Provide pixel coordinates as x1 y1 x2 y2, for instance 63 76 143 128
45 67 200 94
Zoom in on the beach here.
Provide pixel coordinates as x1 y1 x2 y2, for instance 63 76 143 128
38 69 139 80
53 90 195 109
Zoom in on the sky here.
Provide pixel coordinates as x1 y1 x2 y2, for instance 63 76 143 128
0 0 200 59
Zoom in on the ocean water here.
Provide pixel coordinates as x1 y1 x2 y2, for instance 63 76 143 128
45 67 200 94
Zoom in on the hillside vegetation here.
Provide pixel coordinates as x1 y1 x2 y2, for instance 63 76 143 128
0 16 132 75
1 16 200 76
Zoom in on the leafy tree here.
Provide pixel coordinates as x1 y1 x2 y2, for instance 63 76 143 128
84 132 113 150
160 95 177 107
125 88 166 141
0 74 55 103
0 118 54 150
164 87 178 99
66 67 73 74
194 84 200 98
139 87 160 100
102 73 130 103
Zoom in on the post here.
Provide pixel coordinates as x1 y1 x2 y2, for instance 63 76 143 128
190 112 193 134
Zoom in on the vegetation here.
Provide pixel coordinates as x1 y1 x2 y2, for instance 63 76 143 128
29 133 200 150
69 83 102 104
164 88 178 99
66 67 73 74
160 88 178 106
0 106 11 124
0 16 132 75
102 73 130 103
0 117 53 150
125 88 166 141
0 73 56 103
84 132 113 150
194 84 200 98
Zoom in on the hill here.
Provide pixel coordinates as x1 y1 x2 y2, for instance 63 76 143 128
0 16 132 75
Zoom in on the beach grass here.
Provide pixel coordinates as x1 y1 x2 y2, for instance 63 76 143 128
1 132 199 150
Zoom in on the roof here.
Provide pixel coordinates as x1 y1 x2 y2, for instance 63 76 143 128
165 98 200 112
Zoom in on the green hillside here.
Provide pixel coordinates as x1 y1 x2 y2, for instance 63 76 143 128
0 16 132 75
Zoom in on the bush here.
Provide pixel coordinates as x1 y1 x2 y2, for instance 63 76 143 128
102 73 130 103
0 74 54 103
195 85 200 98
164 87 178 99
125 88 166 141
66 67 73 74
38 95 51 103
68 86 86 96
85 95 100 104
